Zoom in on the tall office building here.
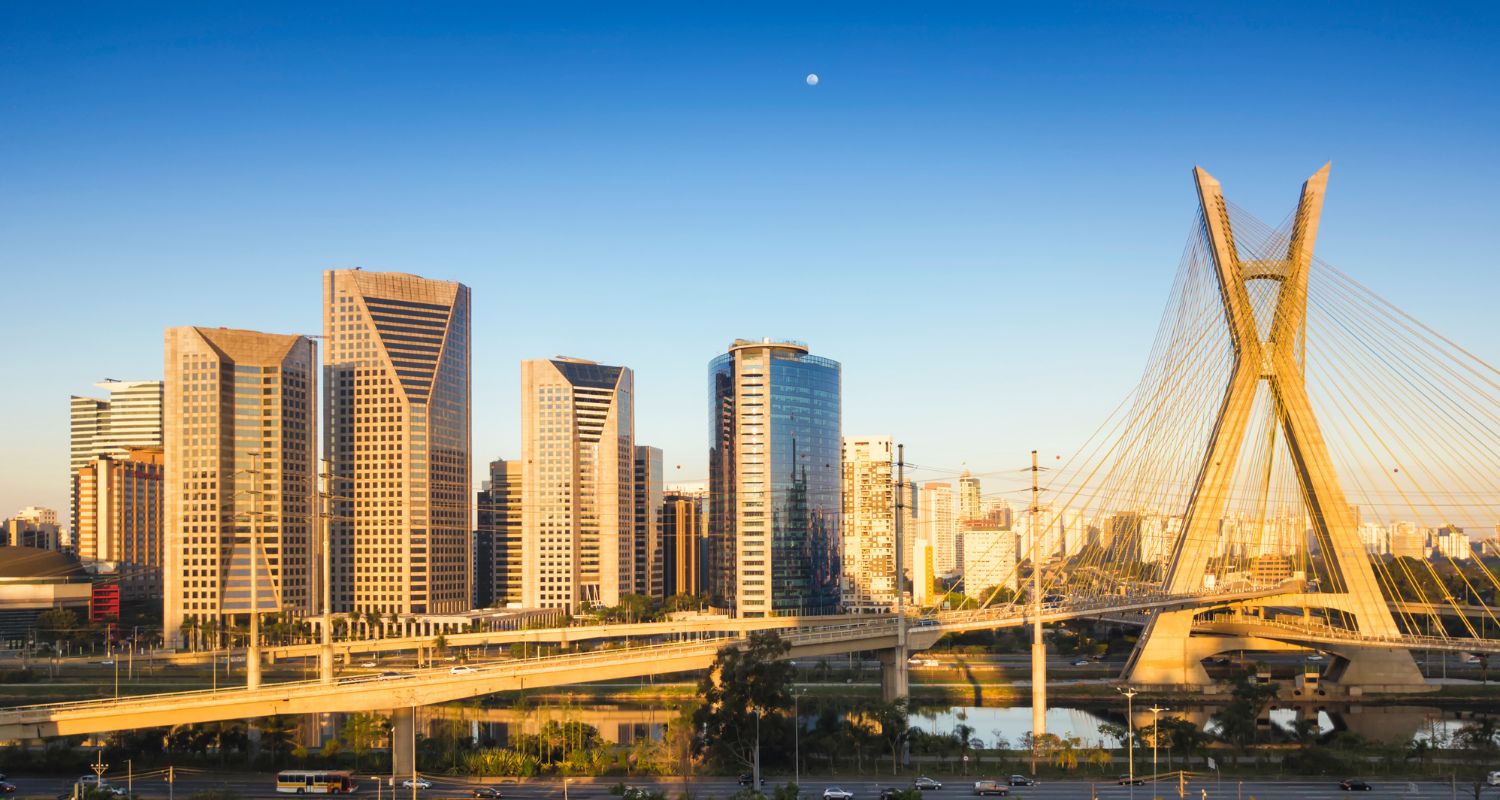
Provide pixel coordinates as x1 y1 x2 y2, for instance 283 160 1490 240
921 481 958 576
709 339 842 617
842 436 897 613
912 536 935 607
958 469 982 523
324 270 472 617
633 446 664 599
75 447 165 600
521 358 635 611
163 327 317 644
70 381 163 539
475 458 523 608
662 491 703 598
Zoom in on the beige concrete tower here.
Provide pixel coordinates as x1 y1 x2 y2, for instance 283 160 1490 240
163 327 317 646
842 436 898 613
520 358 635 611
1123 165 1422 687
324 270 472 618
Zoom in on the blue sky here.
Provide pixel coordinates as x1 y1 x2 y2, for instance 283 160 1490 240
2 2 1497 520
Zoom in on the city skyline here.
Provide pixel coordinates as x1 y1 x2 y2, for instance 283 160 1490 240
5 4 1499 520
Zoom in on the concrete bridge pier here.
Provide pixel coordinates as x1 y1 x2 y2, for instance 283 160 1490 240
878 648 909 703
391 706 416 778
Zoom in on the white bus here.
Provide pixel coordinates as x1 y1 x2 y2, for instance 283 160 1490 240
276 770 357 794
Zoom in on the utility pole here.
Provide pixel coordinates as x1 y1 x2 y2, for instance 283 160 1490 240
896 444 907 649
166 766 174 800
1030 450 1047 754
320 459 335 684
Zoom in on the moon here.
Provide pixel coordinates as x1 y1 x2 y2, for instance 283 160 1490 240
806 73 819 86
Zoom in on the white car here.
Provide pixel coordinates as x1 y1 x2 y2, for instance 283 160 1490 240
401 779 433 790
824 789 854 800
360 660 378 668
450 665 477 674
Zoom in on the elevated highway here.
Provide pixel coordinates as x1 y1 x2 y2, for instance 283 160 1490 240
0 586 1295 742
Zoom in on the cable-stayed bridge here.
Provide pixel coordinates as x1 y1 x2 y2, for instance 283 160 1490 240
3 163 1498 762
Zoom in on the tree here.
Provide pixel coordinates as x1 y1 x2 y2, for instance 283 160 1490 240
258 715 297 766
342 713 387 770
692 631 795 774
872 698 910 775
1212 670 1278 747
1455 716 1500 800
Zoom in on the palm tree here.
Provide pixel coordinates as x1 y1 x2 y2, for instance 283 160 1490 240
259 715 298 766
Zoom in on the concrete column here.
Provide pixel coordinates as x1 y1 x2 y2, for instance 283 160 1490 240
391 707 416 777
878 648 909 703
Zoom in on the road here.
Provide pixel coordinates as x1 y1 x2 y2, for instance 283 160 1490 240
0 773 1477 800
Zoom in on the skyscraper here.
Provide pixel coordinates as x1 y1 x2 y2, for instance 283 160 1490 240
324 269 472 617
921 481 957 576
70 380 163 540
163 327 317 645
633 445 664 599
475 458 523 608
520 358 635 610
709 339 841 617
842 436 897 613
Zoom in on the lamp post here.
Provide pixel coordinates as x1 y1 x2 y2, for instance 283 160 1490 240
1117 686 1138 800
793 689 803 791
1148 705 1168 784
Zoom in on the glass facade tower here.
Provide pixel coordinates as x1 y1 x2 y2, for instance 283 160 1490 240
709 339 841 617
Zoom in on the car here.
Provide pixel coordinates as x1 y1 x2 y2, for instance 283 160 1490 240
739 775 767 787
360 660 378 668
401 779 432 790
450 665 477 674
472 789 503 799
0 783 17 794
1488 770 1500 787
971 781 1008 796
106 788 128 797
378 671 403 680
1072 659 1091 666
78 777 103 788
824 788 854 800
922 659 939 667
1117 776 1145 786
913 778 942 791
1339 779 1373 792
98 660 115 666
880 789 904 800
1008 776 1036 787
1307 654 1326 662
620 787 652 800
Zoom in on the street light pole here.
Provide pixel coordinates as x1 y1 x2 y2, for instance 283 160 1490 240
1118 686 1138 800
1149 705 1167 782
793 690 802 790
319 459 335 684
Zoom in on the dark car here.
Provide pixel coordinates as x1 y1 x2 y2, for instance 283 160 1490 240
880 789 904 800
0 783 16 795
1007 776 1036 787
738 775 767 787
1340 780 1373 792
1117 776 1145 786
472 789 503 799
